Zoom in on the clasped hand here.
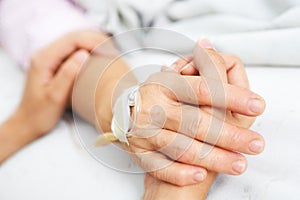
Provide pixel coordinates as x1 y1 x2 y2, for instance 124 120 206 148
122 41 266 186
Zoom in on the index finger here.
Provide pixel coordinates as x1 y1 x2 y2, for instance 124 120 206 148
36 31 109 72
147 72 265 116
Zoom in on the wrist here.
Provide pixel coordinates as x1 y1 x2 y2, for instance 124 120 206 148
95 76 138 132
0 109 39 163
11 108 40 142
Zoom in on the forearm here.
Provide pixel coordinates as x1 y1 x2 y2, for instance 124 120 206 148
72 54 137 132
0 110 38 163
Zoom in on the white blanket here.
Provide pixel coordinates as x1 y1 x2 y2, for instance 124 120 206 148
1 0 299 68
77 0 300 66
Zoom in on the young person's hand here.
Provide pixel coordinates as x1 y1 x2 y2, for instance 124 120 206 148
20 30 108 137
18 50 89 138
0 49 88 163
29 31 108 74
0 30 107 163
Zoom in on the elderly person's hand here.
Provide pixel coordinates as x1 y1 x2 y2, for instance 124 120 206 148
172 40 257 129
122 41 265 186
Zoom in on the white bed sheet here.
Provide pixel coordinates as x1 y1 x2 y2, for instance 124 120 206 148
0 49 299 200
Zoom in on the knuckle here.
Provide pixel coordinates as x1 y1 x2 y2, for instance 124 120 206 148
227 125 241 147
180 146 197 164
172 144 186 160
197 114 210 140
150 105 165 119
153 133 169 148
208 153 222 171
151 170 160 179
181 107 201 138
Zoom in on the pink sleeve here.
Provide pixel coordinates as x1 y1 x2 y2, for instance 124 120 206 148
0 0 98 70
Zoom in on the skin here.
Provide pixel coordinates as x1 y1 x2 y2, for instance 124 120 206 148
142 40 258 200
0 31 106 163
143 172 217 200
0 31 266 199
72 35 265 200
0 49 88 162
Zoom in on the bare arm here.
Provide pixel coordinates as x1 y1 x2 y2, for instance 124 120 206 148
0 111 36 163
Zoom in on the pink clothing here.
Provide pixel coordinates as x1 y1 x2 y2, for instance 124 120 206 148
0 0 97 70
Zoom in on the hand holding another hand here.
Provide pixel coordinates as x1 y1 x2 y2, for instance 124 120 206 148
18 31 107 138
123 41 266 186
0 31 106 163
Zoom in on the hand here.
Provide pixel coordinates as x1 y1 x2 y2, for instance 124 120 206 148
18 30 107 138
171 40 256 129
0 30 108 163
123 42 265 186
17 49 88 138
29 30 108 72
142 41 253 200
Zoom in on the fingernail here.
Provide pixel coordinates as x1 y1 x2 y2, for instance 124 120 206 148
249 98 265 114
232 160 247 174
199 39 215 50
249 139 265 153
194 172 206 182
75 51 89 63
